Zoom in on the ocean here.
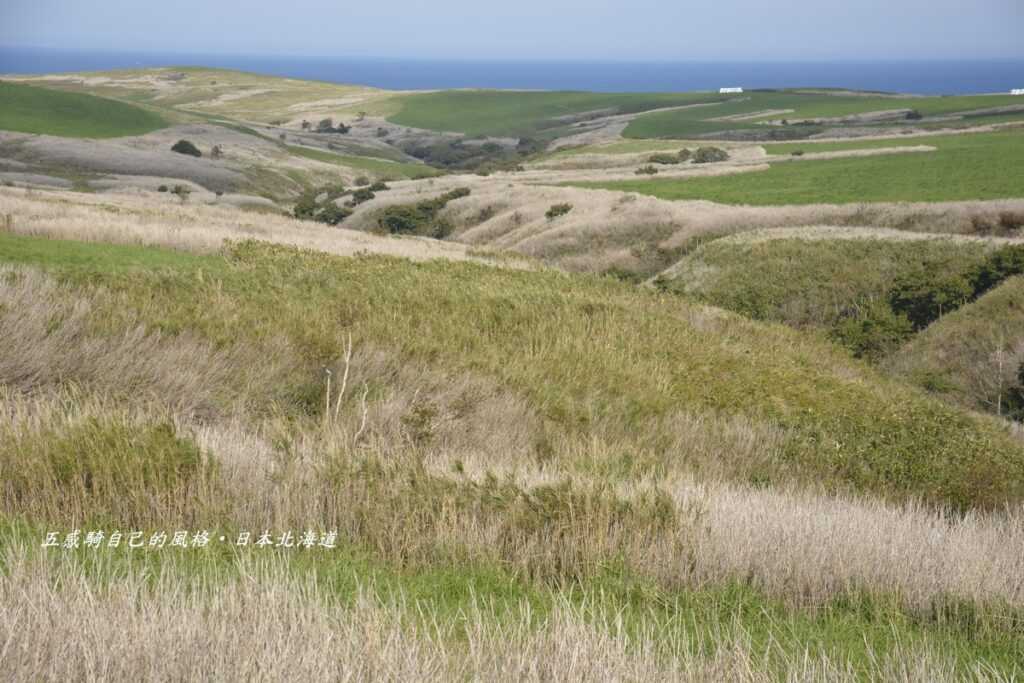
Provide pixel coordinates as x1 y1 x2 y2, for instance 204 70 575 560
1 46 1021 95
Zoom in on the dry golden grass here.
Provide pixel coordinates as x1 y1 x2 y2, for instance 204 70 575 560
1 543 1006 683
0 187 512 266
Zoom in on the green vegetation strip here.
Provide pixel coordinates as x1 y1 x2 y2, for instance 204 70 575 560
574 129 1024 205
286 144 441 179
0 81 167 138
388 90 726 138
623 91 1024 139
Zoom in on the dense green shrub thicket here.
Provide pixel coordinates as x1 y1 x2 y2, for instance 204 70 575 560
376 188 472 238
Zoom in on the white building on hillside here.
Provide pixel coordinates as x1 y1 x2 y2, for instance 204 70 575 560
1012 89 1024 96
720 87 744 94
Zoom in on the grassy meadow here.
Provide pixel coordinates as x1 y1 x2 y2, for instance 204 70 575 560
623 90 1024 139
0 81 168 138
3 64 1024 679
3 228 1024 678
575 129 1024 205
387 90 727 138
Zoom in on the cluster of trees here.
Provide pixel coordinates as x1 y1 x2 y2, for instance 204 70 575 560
402 137 544 172
376 187 471 238
293 180 391 226
301 118 351 134
834 246 1024 359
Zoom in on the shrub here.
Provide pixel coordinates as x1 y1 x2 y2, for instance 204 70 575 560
636 165 659 175
678 148 692 162
316 204 354 226
157 185 168 193
545 203 573 220
692 147 730 164
171 185 191 203
170 140 202 157
889 269 974 330
831 301 914 360
648 153 680 165
354 176 371 186
970 245 1024 295
210 145 223 159
906 110 924 121
368 181 389 192
350 188 375 205
377 187 471 238
791 150 805 157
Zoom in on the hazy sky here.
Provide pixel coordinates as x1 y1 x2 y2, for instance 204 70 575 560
2 0 1022 61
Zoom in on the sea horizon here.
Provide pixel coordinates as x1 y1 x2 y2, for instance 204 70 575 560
1 45 1022 95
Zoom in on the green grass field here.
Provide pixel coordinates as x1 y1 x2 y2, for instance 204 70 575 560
285 144 442 179
0 81 168 138
576 129 1024 205
623 91 1024 139
387 90 727 138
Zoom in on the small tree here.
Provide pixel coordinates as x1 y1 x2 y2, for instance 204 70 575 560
171 185 191 203
301 120 312 130
170 140 202 157
210 145 223 159
317 118 335 133
635 165 659 175
545 203 573 220
692 147 730 164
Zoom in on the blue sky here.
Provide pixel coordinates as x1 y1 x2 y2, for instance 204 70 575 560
1 0 1021 61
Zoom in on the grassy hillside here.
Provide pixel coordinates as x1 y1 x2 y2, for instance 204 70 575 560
387 90 726 138
3 231 1023 508
285 144 442 179
887 275 1024 420
660 235 991 332
576 129 1024 205
623 90 1024 139
0 81 167 138
4 231 1024 678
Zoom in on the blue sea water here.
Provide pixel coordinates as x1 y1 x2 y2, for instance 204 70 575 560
1 46 1022 95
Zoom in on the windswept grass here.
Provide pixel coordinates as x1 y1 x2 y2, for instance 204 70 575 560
0 81 168 138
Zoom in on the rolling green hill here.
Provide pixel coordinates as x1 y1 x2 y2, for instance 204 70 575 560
0 81 168 138
387 90 726 138
3 231 1022 510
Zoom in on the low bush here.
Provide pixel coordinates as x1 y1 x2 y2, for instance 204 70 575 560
170 140 201 157
377 187 471 238
678 148 692 162
157 185 168 193
545 203 573 220
648 153 680 165
349 188 375 205
636 165 659 175
692 147 730 164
